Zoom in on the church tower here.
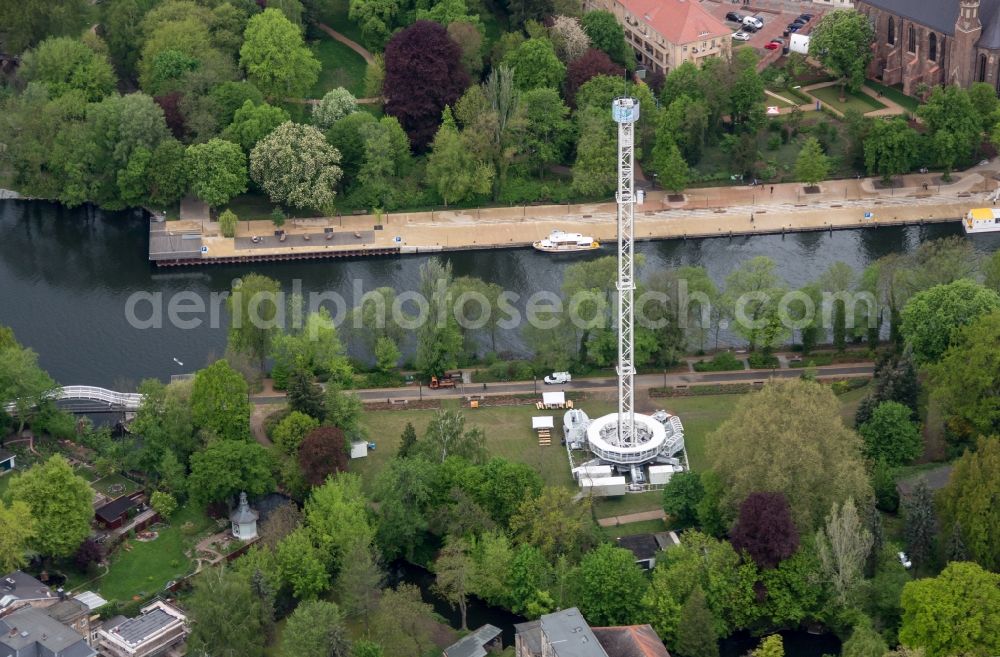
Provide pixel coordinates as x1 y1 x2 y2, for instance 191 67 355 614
955 0 983 86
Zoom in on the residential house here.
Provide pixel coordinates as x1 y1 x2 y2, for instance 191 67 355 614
515 608 671 657
443 624 502 657
95 600 188 657
0 571 56 616
44 599 94 647
0 449 14 472
584 0 732 75
616 531 680 570
0 606 97 657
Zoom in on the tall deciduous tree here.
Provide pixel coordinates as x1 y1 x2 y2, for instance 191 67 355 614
510 486 594 560
0 330 58 435
938 436 1000 571
661 470 704 526
279 600 351 657
191 359 252 441
432 538 473 630
795 137 830 186
187 567 267 657
370 584 437 657
186 138 248 207
426 111 493 205
239 8 320 99
384 21 469 149
0 500 37 572
503 38 566 91
730 492 799 569
312 88 358 129
223 100 290 153
808 10 874 98
930 311 1000 441
707 379 873 530
188 440 274 505
250 121 342 212
899 561 1000 657
581 10 632 69
9 455 93 558
276 526 330 599
814 498 873 607
675 586 719 657
416 409 487 464
858 401 922 466
228 273 282 372
900 279 1000 363
578 543 647 626
335 538 384 627
864 118 919 184
651 138 689 193
20 37 116 101
571 106 616 196
298 425 349 486
917 86 982 177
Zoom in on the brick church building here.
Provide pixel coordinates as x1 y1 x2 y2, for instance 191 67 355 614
856 0 1000 95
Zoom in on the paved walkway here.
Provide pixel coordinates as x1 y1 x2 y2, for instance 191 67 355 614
179 196 210 223
801 80 908 119
597 509 667 527
317 22 375 66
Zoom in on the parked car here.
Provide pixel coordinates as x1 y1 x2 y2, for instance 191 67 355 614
741 23 758 33
725 11 744 22
799 13 813 21
732 31 751 41
743 15 764 29
764 41 781 50
544 371 572 384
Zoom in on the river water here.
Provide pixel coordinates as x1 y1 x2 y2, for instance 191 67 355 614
1 199 998 387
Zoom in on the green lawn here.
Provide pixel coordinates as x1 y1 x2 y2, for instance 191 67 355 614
864 81 921 113
97 504 214 602
763 93 797 109
91 473 141 499
0 473 11 502
607 518 667 538
809 84 887 114
223 192 318 221
314 0 365 45
310 36 367 98
593 492 664 518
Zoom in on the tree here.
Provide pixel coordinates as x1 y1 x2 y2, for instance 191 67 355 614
276 526 330 599
298 426 349 486
503 38 566 91
384 21 470 149
273 411 320 454
815 498 873 607
323 385 365 440
432 538 473 630
191 359 252 441
856 350 919 427
842 620 888 657
398 422 418 458
447 21 484 79
752 635 783 657
150 490 178 518
675 586 719 657
250 121 342 212
370 584 437 657
581 10 632 69
187 567 267 657
550 15 590 62
304 473 375 573
899 562 1000 657
186 138 248 207
661 470 704 526
335 539 384 626
510 486 594 560
188 440 274 506
283 369 323 421
222 100 290 153
0 500 36 572
239 8 320 99
808 11 874 98
731 492 799 569
864 118 919 184
918 86 982 177
472 458 543 526
858 401 922 466
280 600 350 657
795 137 830 186
707 379 872 530
578 543 647 626
900 279 1000 363
425 115 492 205
313 88 358 129
722 256 786 352
218 209 238 237
228 273 281 372
651 137 688 194
902 482 935 569
0 331 59 435
729 49 765 130
9 455 92 558
572 106 616 196
938 437 1000 570
20 37 116 101
507 0 553 28
258 501 302 551
73 536 105 571
416 409 487 464
414 258 464 376
930 312 1000 441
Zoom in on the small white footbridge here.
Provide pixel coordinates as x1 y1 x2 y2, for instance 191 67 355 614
4 386 144 414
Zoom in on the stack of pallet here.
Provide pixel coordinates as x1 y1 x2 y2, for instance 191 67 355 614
537 429 551 446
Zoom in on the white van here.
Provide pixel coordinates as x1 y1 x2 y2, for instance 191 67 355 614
544 372 572 384
743 15 764 29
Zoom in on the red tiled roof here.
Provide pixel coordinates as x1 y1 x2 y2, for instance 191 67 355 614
592 625 671 657
620 0 731 44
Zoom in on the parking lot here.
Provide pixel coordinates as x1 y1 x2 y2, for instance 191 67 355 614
702 1 824 57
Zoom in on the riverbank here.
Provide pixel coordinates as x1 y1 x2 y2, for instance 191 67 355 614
148 167 994 265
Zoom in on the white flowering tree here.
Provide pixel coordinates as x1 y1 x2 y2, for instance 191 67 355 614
312 88 358 129
250 122 343 213
550 15 591 63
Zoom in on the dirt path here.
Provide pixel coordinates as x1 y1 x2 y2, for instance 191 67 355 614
251 403 282 446
317 22 376 66
597 509 667 527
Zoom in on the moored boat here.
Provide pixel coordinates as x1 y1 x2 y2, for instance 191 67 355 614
532 230 600 253
964 208 1000 234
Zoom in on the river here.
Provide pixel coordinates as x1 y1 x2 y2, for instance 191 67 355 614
1 199 998 387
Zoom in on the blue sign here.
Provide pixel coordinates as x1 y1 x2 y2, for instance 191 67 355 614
394 236 402 243
864 212 873 220
200 245 208 253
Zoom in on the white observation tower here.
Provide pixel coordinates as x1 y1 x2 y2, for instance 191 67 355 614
584 96 677 466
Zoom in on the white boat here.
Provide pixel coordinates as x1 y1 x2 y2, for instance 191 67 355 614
532 230 600 253
964 208 1000 234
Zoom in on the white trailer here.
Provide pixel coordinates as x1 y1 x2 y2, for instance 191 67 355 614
790 33 810 55
579 476 628 496
649 464 685 485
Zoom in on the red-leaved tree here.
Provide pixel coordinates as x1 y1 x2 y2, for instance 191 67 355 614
731 491 799 569
384 20 470 150
564 48 620 107
298 425 349 486
155 92 186 139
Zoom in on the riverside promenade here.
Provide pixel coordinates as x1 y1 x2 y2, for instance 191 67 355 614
149 162 998 265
